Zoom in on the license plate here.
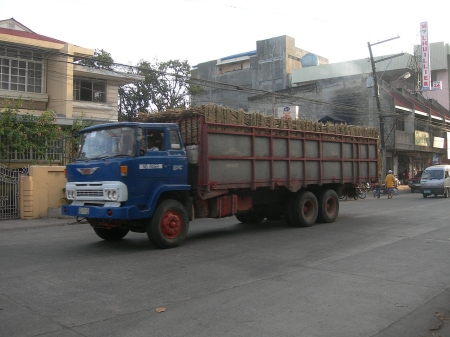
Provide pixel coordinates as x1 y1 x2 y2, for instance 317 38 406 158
424 190 431 194
78 207 90 215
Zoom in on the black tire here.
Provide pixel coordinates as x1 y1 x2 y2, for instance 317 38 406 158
358 191 366 199
235 211 265 224
147 200 189 249
289 191 318 227
392 188 399 196
235 213 247 223
317 189 339 223
423 194 428 198
243 211 265 224
93 227 129 241
266 215 283 221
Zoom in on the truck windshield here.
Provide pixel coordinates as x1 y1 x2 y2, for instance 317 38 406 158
77 127 137 160
421 170 443 180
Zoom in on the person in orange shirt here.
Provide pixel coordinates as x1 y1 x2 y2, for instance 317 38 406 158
385 169 396 199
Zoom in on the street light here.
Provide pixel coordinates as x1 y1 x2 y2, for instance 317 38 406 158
389 72 411 86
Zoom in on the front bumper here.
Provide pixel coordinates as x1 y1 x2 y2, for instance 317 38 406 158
61 204 149 219
420 188 444 195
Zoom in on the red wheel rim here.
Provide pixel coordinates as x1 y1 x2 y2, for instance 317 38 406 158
302 200 314 219
160 210 183 239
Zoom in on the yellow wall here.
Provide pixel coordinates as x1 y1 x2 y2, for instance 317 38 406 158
19 166 66 219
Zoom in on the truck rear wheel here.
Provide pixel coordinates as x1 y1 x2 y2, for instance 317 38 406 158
93 227 129 241
289 191 318 227
317 189 339 223
147 200 189 249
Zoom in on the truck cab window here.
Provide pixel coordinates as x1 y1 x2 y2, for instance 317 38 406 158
170 130 182 150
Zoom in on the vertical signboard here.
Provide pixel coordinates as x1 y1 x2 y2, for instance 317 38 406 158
447 132 450 159
420 22 431 91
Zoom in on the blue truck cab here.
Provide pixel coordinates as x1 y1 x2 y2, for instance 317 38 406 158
62 122 191 248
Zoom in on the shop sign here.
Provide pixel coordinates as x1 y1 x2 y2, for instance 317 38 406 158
415 130 430 146
420 22 431 91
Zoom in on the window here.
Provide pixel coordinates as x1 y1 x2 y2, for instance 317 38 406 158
0 47 43 93
169 130 182 149
396 115 405 131
73 78 106 102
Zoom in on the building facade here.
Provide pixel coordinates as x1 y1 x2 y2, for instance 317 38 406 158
0 18 144 165
191 35 328 111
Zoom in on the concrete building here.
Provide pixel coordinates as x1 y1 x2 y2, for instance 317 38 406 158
193 33 450 179
191 35 328 111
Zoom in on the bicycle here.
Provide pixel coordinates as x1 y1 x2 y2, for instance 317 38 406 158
372 185 399 198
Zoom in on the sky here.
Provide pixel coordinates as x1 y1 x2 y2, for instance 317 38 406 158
2 0 449 68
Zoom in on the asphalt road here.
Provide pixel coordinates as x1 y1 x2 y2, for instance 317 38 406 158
1 188 449 337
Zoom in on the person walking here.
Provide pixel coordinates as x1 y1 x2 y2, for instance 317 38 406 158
385 169 396 199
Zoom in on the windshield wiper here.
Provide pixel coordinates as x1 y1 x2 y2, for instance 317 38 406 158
101 154 133 159
78 153 132 161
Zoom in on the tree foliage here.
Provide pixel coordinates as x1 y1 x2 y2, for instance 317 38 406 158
75 49 202 121
118 59 204 121
74 49 114 70
0 100 64 163
0 100 93 164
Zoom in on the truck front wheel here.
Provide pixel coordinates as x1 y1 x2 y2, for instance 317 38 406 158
147 200 189 249
289 191 318 227
317 189 339 223
93 227 129 241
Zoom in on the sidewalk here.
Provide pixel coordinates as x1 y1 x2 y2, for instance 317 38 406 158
397 185 410 193
0 216 81 231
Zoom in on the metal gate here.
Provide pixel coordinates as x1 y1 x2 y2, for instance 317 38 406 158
0 164 29 220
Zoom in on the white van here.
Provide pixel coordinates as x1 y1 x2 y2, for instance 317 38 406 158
420 165 450 198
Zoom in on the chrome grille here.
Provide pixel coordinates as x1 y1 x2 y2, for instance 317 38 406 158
77 190 103 197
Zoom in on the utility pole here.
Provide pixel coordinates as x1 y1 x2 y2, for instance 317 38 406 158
367 36 400 181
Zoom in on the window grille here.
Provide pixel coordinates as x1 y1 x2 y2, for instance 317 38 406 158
0 47 43 93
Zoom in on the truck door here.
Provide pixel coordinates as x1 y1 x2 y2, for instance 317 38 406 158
167 129 188 185
135 129 172 200
135 129 187 201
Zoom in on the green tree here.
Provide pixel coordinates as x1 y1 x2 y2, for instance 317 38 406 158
75 49 114 70
0 100 93 164
0 100 64 164
118 59 203 121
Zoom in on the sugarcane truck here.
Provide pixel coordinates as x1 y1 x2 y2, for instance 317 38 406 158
62 113 378 248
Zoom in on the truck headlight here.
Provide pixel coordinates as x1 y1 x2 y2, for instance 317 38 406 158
66 189 76 200
104 188 119 201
